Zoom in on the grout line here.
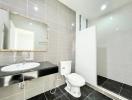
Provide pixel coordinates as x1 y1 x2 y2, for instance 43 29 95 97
83 91 95 100
53 94 64 100
58 86 70 100
119 83 124 95
46 87 66 100
63 94 70 100
44 93 48 100
54 86 71 100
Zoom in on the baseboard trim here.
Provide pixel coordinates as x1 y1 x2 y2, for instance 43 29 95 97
86 82 128 100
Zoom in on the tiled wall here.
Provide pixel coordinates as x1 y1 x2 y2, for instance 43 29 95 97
0 0 76 99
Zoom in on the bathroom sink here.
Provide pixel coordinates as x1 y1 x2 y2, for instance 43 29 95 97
1 62 40 72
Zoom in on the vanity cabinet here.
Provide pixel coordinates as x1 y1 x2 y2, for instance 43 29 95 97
0 61 58 87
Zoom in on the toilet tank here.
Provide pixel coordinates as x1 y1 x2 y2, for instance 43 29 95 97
60 61 72 76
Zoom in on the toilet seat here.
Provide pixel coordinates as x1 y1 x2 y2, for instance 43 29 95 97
67 73 85 86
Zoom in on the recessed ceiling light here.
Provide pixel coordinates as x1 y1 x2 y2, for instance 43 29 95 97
34 6 38 11
71 23 75 27
101 4 107 11
110 17 113 20
29 23 32 25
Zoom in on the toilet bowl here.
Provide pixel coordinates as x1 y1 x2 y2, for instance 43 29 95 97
65 73 85 97
60 61 85 98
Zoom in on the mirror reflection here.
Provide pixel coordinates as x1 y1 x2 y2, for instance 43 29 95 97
0 9 48 51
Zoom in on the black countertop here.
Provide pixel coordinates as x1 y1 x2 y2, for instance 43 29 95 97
0 61 58 77
0 61 58 87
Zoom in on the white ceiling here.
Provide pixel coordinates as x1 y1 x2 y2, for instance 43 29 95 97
58 0 132 20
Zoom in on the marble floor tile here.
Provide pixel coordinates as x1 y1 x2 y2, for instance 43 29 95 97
28 84 112 100
120 84 132 100
102 79 123 94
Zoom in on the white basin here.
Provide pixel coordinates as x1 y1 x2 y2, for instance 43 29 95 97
1 62 40 72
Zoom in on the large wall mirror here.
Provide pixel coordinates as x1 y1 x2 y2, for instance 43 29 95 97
0 8 48 51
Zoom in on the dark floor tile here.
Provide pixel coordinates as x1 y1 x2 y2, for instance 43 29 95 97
63 92 82 100
28 84 112 100
45 88 64 100
54 95 69 100
81 85 94 97
59 84 67 93
27 93 46 100
84 91 112 100
120 84 132 100
102 79 122 94
97 75 108 86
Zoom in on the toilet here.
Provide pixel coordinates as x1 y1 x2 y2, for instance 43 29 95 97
60 61 85 98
